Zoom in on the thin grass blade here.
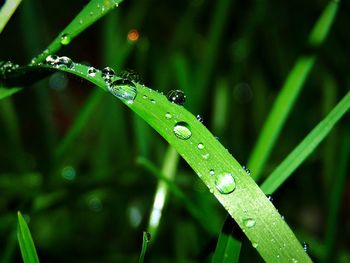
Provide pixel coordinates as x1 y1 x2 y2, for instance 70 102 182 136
17 212 40 263
139 231 151 263
0 0 22 33
261 89 350 194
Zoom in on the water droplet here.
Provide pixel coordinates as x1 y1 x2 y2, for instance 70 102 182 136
0 61 19 74
108 79 137 104
102 67 115 80
79 19 83 24
242 165 251 175
252 242 258 248
243 218 256 228
266 194 273 202
167 90 186 105
150 99 156 104
57 56 73 68
173 122 192 140
60 33 71 45
144 231 151 242
165 112 172 119
197 143 204 149
45 55 59 65
215 172 236 194
87 66 97 77
302 242 309 253
202 153 209 160
196 114 204 123
142 95 148 99
209 169 215 175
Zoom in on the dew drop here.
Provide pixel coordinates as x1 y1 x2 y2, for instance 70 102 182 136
108 79 137 104
209 169 215 176
167 90 186 105
215 172 236 194
57 56 73 68
197 143 204 149
266 194 273 202
196 114 204 123
87 66 97 77
0 61 19 74
252 242 258 248
45 55 59 65
242 165 251 175
60 33 71 45
165 112 172 119
142 95 148 99
102 67 115 80
150 99 156 104
243 218 256 228
173 122 192 140
302 242 309 253
144 231 152 242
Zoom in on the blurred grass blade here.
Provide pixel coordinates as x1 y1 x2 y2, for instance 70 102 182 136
31 0 124 64
139 231 151 263
0 86 21 100
0 0 22 33
17 212 39 263
4 63 312 262
248 0 340 180
212 216 242 263
261 89 350 194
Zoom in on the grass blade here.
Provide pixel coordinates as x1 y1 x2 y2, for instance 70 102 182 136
212 216 242 263
248 0 340 180
261 89 350 194
31 0 124 64
0 0 22 34
139 231 151 263
0 86 21 100
17 212 40 263
3 63 312 262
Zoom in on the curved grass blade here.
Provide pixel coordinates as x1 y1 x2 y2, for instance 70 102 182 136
17 212 39 263
3 62 311 262
212 216 242 263
248 0 340 180
261 89 350 194
0 0 22 33
31 0 124 64
0 86 21 100
139 231 151 263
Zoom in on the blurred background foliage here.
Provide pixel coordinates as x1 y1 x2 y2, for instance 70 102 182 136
0 0 350 262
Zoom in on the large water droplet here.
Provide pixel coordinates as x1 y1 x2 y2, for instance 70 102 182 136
102 67 115 81
215 172 236 194
57 56 73 68
173 122 192 140
108 79 137 104
243 218 256 228
167 90 186 105
60 33 71 45
197 143 204 149
87 66 97 77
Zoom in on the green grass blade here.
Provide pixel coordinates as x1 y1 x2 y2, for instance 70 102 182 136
138 231 151 263
17 212 40 263
261 89 350 194
0 0 22 33
0 86 21 100
3 63 312 262
248 0 339 180
212 216 241 263
31 0 124 64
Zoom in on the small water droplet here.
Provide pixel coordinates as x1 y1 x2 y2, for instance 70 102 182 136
266 194 273 202
252 242 258 248
45 55 59 65
108 79 137 104
57 56 73 68
87 66 97 77
242 165 251 175
144 231 151 242
173 122 192 140
215 172 236 194
60 33 71 45
0 61 19 74
150 99 156 104
197 143 204 149
167 90 186 105
209 169 215 175
243 218 256 228
202 153 209 160
302 242 309 253
165 112 172 119
102 67 115 80
196 114 204 123
142 95 148 99
79 19 83 24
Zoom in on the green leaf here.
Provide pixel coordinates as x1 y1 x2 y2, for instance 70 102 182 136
248 0 340 180
261 89 350 194
5 63 311 262
0 87 21 101
17 212 40 263
0 0 22 34
139 231 151 263
31 0 124 64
